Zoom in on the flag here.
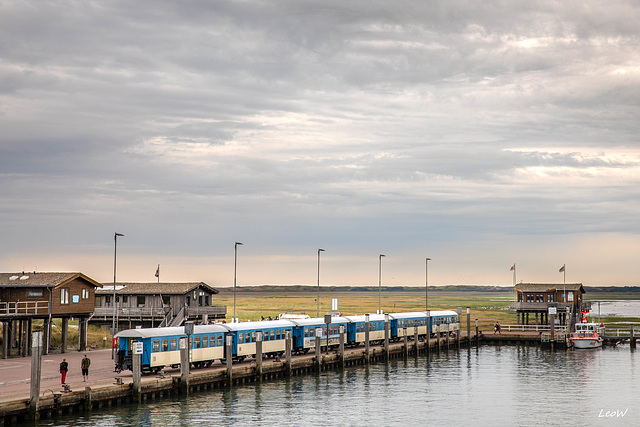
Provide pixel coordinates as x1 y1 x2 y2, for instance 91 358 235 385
510 264 515 271
155 265 159 278
559 265 565 273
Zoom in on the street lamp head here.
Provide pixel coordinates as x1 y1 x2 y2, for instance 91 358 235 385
426 257 431 261
318 248 325 253
235 242 243 247
379 254 386 258
115 232 124 238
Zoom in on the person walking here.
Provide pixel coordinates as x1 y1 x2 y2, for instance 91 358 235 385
81 354 91 382
60 358 69 384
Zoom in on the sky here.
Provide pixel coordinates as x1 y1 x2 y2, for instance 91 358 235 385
1 1 640 288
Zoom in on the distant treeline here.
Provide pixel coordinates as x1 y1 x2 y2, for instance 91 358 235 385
219 285 513 293
217 285 640 293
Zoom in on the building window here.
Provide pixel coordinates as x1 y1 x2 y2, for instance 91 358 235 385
137 296 145 307
61 288 69 304
122 295 128 304
81 289 89 299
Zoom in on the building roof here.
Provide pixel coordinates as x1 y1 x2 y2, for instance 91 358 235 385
96 282 219 295
514 283 585 293
0 272 102 288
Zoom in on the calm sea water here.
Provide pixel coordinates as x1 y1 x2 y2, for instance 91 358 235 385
32 344 639 427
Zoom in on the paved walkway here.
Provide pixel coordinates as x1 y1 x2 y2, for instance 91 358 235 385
0 348 133 403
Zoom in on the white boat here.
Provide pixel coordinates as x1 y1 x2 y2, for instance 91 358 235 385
570 322 604 349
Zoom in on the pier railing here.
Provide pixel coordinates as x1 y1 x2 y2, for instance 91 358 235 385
0 301 49 317
500 324 568 332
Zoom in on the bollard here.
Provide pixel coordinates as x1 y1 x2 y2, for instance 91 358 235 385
339 325 345 368
29 331 43 419
475 319 479 347
315 329 322 371
285 330 292 376
467 308 471 348
403 328 408 358
256 332 263 380
225 335 233 384
179 337 189 394
384 314 390 361
365 315 370 364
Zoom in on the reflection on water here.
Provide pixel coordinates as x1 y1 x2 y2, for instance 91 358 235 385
30 345 639 426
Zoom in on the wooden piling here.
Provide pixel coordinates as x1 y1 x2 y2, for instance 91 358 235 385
285 330 292 376
132 352 142 401
315 332 321 371
225 335 233 384
365 315 370 364
29 331 43 419
256 332 263 380
631 324 636 350
179 338 189 394
339 325 345 368
384 315 390 361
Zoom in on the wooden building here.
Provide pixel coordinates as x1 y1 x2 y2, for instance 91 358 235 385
93 282 226 330
0 272 102 358
510 282 589 328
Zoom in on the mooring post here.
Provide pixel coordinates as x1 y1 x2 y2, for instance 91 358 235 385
550 312 556 351
315 328 322 371
403 327 408 358
467 307 471 348
285 330 292 376
29 330 43 419
630 324 636 350
365 314 370 364
179 337 189 394
475 319 479 347
446 323 450 351
384 314 390 361
456 307 462 351
132 350 142 402
413 325 419 356
225 335 233 384
339 325 345 368
84 387 92 411
426 310 431 356
256 331 263 380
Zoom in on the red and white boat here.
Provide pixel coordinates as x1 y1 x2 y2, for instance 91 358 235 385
570 322 604 349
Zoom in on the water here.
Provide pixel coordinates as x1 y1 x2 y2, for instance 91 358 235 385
32 345 639 426
589 300 640 318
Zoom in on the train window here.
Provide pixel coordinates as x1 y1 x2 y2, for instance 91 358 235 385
195 337 202 349
310 328 315 337
269 330 273 340
171 338 177 351
153 340 160 352
246 332 251 343
276 329 280 340
239 333 244 344
162 339 168 352
202 336 208 348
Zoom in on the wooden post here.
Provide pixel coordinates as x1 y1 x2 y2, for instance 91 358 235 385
2 321 8 359
466 307 471 348
29 331 43 419
79 318 87 352
475 319 479 347
26 318 32 356
180 337 190 394
315 329 322 371
630 324 636 350
426 311 430 356
84 387 92 411
132 351 142 402
364 315 370 364
403 327 408 358
413 325 419 356
285 330 292 376
456 322 461 351
225 335 233 384
550 312 556 351
256 332 263 380
446 323 450 351
339 325 345 368
61 317 69 354
42 317 51 355
384 314 390 361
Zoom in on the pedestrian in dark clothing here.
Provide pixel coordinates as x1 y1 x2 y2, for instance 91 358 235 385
60 358 68 384
81 354 91 382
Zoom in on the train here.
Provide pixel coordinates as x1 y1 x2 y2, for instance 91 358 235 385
114 310 459 374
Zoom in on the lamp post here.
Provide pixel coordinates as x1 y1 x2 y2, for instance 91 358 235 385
317 249 325 317
112 232 124 360
425 257 431 312
378 254 385 314
233 242 243 323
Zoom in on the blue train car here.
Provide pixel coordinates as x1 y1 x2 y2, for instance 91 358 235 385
428 310 459 335
224 320 295 362
115 324 228 373
343 314 387 346
389 312 430 339
290 316 351 353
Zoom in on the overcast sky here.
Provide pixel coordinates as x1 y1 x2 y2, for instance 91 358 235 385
2 1 639 288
